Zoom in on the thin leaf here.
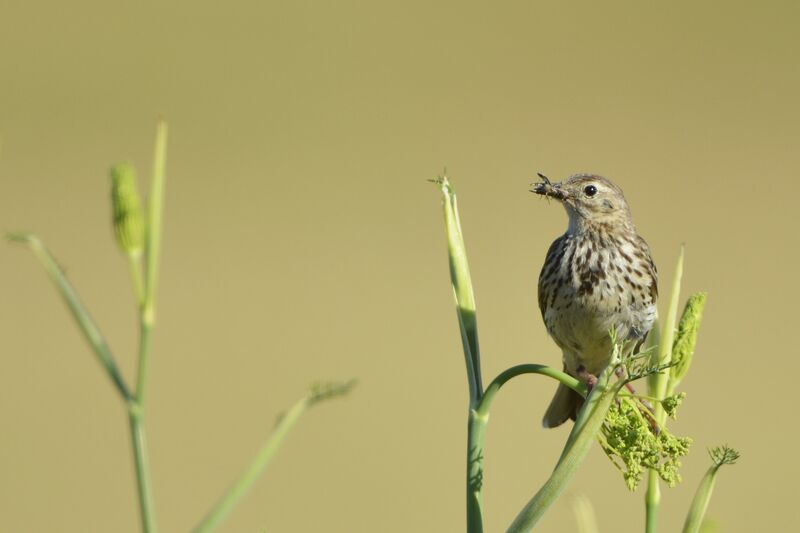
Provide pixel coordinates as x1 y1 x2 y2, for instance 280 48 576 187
8 233 132 401
144 120 168 323
193 381 355 533
433 175 482 404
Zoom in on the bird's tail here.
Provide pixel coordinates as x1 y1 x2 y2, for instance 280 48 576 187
542 383 582 428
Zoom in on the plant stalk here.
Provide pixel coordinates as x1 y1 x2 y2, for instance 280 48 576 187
466 364 586 533
10 234 134 401
128 120 168 531
193 396 312 533
129 405 157 533
645 473 660 533
645 247 684 533
467 410 487 533
508 361 623 532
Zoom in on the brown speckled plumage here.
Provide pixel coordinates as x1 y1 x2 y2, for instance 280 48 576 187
533 174 658 428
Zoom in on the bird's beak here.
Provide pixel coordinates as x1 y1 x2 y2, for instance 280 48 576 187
530 176 570 201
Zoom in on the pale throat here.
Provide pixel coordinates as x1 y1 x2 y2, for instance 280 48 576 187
563 203 633 235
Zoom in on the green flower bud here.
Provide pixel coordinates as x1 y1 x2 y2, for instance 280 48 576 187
669 292 707 388
111 163 144 256
662 392 687 420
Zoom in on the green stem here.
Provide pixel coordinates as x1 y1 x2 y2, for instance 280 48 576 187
433 176 485 531
507 359 623 533
682 466 717 533
127 252 145 307
682 447 739 533
467 410 487 533
646 471 660 533
129 406 157 533
645 247 684 533
193 396 312 533
128 121 167 532
136 319 153 405
477 364 585 418
144 120 167 322
465 364 587 533
10 234 133 402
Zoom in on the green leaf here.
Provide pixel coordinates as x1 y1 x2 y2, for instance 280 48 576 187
143 120 168 324
432 174 482 404
8 233 132 401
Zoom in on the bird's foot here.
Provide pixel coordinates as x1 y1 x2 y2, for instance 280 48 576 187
576 364 598 393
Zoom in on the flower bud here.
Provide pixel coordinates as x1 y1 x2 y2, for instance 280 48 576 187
669 292 707 387
110 163 144 256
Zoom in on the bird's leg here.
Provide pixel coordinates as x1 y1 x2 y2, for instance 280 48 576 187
575 364 598 392
613 365 655 411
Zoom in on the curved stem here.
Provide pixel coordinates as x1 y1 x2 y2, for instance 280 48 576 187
466 364 587 533
507 361 623 532
477 364 585 418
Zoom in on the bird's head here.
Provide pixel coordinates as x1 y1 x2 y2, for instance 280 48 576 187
531 173 633 231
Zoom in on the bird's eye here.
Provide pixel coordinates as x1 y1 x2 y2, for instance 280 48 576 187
584 185 598 197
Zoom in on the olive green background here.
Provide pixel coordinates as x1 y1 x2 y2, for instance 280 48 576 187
1 1 797 531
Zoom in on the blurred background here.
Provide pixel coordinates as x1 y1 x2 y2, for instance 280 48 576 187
1 1 797 531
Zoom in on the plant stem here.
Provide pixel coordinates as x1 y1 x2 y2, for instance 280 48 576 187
127 252 146 306
645 247 684 533
193 396 312 533
136 319 153 405
129 405 157 533
128 121 167 532
131 312 155 532
508 363 624 532
682 447 739 533
645 472 660 533
467 410 487 533
477 364 585 418
9 234 133 401
433 176 485 531
144 120 167 323
465 365 586 533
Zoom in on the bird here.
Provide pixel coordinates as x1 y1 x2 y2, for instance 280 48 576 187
532 173 658 428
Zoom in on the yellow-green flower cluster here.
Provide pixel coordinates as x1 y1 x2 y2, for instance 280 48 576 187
599 397 692 490
662 392 686 420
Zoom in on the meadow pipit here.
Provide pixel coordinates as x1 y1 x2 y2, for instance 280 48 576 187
532 174 658 428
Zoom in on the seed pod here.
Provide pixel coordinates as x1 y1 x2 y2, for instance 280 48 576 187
669 292 707 388
110 163 144 256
